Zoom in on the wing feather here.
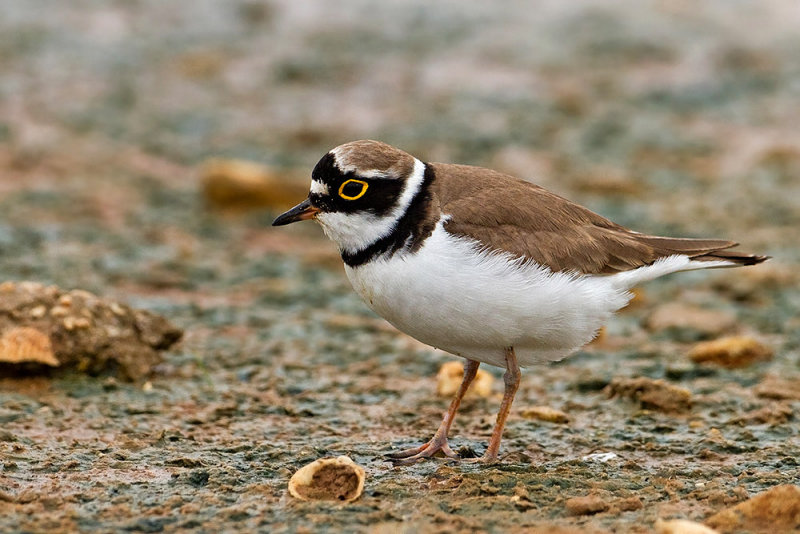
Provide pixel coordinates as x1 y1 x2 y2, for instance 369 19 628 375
429 163 755 274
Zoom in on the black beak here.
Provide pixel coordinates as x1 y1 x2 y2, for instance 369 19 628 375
272 198 320 226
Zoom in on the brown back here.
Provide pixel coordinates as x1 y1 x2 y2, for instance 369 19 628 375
429 163 748 274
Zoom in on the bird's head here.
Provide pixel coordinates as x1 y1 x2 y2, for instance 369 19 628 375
272 140 426 255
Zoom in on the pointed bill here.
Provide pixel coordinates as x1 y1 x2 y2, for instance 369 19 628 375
272 198 320 226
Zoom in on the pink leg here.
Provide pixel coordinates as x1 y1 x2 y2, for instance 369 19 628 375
387 359 480 464
479 347 520 462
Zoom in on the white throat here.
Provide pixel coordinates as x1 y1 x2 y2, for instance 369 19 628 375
315 158 427 254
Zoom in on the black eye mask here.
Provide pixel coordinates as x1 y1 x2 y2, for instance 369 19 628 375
310 153 403 216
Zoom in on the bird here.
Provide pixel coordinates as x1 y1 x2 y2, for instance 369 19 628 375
272 139 768 464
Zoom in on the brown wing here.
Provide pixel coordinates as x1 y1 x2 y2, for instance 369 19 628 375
429 162 761 274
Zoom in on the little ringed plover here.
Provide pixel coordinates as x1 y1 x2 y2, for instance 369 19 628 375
273 139 768 464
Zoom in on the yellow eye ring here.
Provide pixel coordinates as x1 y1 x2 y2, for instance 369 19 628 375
338 179 368 200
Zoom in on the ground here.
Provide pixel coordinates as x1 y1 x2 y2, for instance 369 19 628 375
0 1 799 532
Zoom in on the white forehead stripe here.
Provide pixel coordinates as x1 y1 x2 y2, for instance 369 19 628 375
310 180 329 195
315 158 427 255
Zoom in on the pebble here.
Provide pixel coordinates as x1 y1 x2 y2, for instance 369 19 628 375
436 361 493 399
688 336 772 368
754 376 800 401
0 327 59 367
731 402 792 425
615 496 643 512
605 377 692 413
565 495 609 516
201 158 308 211
581 452 619 463
520 405 570 424
654 518 719 534
705 484 800 532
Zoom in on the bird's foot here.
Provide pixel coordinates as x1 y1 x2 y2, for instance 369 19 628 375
463 453 500 465
386 435 460 465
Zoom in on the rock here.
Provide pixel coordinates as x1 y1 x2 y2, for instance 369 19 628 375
731 402 792 425
565 495 609 516
288 456 365 503
615 496 643 512
754 376 800 401
520 405 570 424
705 484 800 533
201 158 308 211
436 361 493 399
655 518 719 534
582 452 619 463
644 303 736 339
606 377 692 413
688 336 772 368
0 281 182 380
0 327 59 367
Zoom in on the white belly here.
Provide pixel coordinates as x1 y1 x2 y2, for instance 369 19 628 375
344 223 633 368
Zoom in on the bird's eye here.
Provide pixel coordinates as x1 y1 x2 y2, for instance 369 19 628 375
338 179 368 200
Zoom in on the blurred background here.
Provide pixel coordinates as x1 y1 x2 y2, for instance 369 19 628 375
1 1 799 531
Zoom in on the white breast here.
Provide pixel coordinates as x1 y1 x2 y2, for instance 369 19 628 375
344 222 634 368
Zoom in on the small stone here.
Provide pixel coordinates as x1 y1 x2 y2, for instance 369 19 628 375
50 306 69 318
582 452 619 463
731 402 792 425
688 336 772 368
616 496 643 512
654 518 719 534
436 361 493 399
705 484 800 532
520 405 570 424
0 327 59 367
62 317 90 331
201 158 308 211
565 495 609 516
288 456 365 503
29 305 47 319
754 376 800 401
606 377 692 413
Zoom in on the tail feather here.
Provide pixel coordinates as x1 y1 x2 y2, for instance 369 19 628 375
607 235 769 290
633 235 768 267
691 249 770 266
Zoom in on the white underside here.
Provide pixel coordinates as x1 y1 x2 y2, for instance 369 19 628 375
344 221 736 368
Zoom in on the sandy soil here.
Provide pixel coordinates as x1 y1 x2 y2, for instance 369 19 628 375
1 1 799 532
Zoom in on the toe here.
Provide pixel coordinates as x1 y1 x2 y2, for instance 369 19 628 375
385 443 428 459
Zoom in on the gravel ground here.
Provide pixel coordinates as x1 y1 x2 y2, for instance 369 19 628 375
1 1 799 532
